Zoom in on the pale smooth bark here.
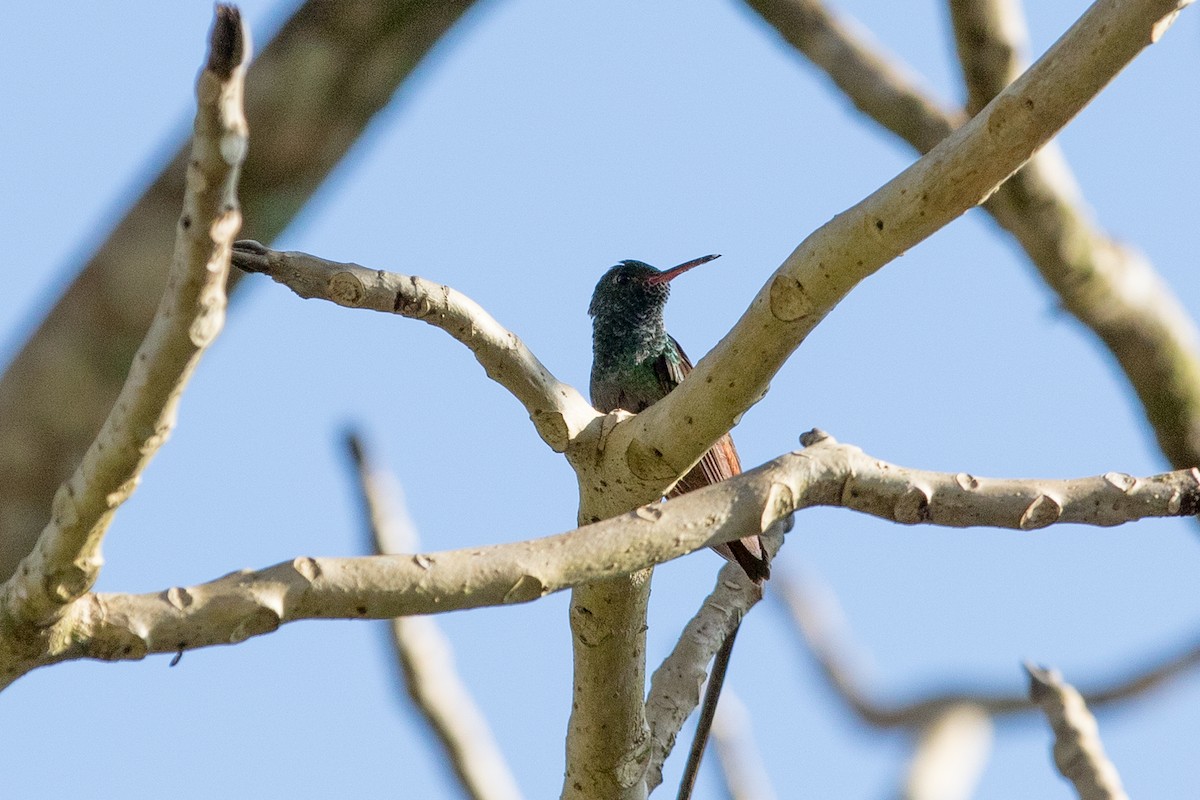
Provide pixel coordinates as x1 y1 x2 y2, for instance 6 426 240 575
711 692 778 800
4 433 1198 687
0 7 248 640
901 705 993 800
0 0 482 582
232 242 597 454
644 561 765 792
745 0 1200 472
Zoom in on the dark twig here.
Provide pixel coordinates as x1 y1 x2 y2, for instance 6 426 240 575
677 625 740 800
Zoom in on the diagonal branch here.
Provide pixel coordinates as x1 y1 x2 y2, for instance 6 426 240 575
0 6 249 630
644 561 765 793
1027 664 1129 800
0 0 483 582
6 431 1199 686
617 0 1192 517
746 0 1200 472
565 3 1194 791
232 241 597 454
346 433 522 800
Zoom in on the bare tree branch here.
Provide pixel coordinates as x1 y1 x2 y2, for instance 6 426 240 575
346 433 522 800
711 691 778 800
676 628 739 800
947 0 1029 115
745 0 1200 473
1081 638 1200 707
5 432 1197 686
233 241 597 454
900 704 993 800
229 237 637 800
0 7 248 632
778 570 1200 728
564 571 655 800
0 0 482 582
742 0 963 152
1027 664 1129 800
609 0 1191 525
230 6 1191 792
567 1 1195 789
645 562 765 793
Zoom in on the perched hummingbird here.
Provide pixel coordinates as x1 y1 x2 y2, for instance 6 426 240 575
588 256 770 583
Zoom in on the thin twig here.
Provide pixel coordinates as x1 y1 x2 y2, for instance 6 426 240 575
676 625 740 800
645 563 762 792
646 526 781 794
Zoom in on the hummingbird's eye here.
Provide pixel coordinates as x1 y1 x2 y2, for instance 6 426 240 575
613 273 629 285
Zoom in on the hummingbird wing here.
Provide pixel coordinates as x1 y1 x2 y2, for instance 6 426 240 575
655 336 742 489
656 337 770 583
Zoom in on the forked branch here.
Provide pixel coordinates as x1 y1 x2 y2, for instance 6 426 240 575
779 571 1200 727
617 0 1192 513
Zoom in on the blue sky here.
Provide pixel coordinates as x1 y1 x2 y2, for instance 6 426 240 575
2 1 1199 797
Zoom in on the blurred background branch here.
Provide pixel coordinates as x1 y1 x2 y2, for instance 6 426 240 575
778 572 1200 726
346 431 522 800
711 691 779 800
947 0 1029 115
898 704 992 800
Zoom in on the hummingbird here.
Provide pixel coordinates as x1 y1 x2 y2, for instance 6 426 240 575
588 255 770 584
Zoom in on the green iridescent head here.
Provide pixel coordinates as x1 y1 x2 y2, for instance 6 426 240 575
588 255 720 320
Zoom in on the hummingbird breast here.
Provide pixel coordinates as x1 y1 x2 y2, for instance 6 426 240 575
590 313 672 414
